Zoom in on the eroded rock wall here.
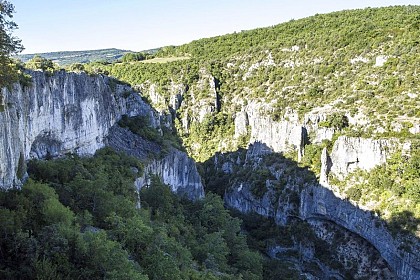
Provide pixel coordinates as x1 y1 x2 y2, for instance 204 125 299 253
0 70 204 200
0 70 151 188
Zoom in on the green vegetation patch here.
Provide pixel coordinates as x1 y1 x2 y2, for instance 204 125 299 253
0 147 269 279
341 141 420 237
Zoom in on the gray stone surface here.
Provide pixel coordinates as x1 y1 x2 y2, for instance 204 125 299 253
329 136 396 180
135 148 205 200
0 70 152 188
0 70 204 200
108 125 204 200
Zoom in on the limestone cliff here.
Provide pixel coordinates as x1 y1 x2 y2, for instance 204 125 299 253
329 136 396 180
0 70 204 200
0 70 147 188
222 144 420 279
300 183 420 280
217 130 420 279
134 149 205 200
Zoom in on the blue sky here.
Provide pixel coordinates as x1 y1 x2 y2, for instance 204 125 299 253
12 0 420 54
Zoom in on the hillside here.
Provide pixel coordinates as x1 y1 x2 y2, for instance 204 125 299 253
80 5 420 278
84 6 419 158
1 5 419 280
15 48 153 66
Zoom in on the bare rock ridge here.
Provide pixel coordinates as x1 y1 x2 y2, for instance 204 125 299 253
0 70 204 199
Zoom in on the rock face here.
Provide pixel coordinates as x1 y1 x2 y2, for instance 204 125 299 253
0 70 150 188
107 125 162 160
245 102 307 161
0 70 204 200
329 136 396 180
300 184 420 280
107 125 204 200
221 141 419 280
135 149 205 200
224 181 277 218
223 158 420 279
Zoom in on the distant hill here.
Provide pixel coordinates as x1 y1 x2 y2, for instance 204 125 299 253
15 48 159 66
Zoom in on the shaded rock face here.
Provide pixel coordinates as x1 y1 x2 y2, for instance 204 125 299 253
107 125 162 160
225 181 276 218
300 185 420 280
220 142 419 279
107 125 204 200
223 168 419 279
267 219 396 280
0 70 204 201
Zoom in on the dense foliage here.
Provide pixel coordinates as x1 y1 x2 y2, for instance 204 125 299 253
25 55 58 74
0 148 269 279
0 0 24 87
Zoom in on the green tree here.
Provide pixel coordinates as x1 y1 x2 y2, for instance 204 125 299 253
0 1 24 87
79 231 147 280
69 63 85 72
122 52 146 62
25 55 57 73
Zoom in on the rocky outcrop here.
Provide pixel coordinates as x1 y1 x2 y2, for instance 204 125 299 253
232 102 344 162
0 70 155 188
329 136 396 180
0 70 204 201
107 125 204 200
107 125 162 160
234 111 249 138
135 149 204 200
221 141 419 279
224 167 419 279
224 182 276 218
223 164 400 279
138 69 220 133
244 102 307 161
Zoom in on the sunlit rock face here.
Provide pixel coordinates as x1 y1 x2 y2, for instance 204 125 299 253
0 72 142 180
329 136 395 180
134 148 205 200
